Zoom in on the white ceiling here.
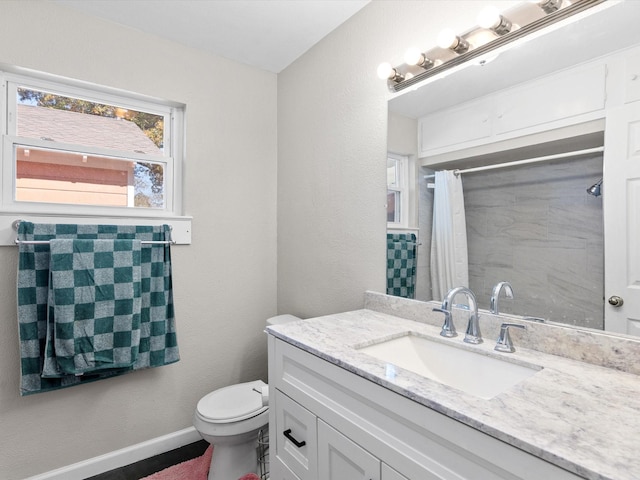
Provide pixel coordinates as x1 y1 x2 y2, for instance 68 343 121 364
54 0 370 73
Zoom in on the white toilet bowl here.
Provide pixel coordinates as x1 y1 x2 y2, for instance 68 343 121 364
193 314 301 479
193 379 269 480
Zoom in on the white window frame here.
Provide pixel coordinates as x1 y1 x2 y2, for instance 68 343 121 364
387 152 409 228
0 66 191 244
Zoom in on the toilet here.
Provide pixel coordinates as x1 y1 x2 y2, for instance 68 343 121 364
193 314 300 480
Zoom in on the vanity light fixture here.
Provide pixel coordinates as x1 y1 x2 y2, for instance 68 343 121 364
404 47 435 69
437 29 470 54
379 0 606 91
477 6 512 35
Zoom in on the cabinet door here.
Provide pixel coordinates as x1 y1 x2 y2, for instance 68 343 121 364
494 64 606 135
318 419 380 480
274 390 318 480
382 464 409 480
418 97 492 154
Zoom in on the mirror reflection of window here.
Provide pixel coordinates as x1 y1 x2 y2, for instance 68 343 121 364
387 153 408 227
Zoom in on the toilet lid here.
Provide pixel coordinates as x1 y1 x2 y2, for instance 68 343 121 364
197 381 268 423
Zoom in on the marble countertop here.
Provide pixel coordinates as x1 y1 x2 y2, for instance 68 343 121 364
267 307 640 480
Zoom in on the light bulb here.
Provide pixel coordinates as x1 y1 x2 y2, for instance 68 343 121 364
477 6 512 35
377 62 394 80
437 29 458 49
404 47 423 66
376 62 404 82
404 47 434 70
476 7 512 35
437 29 469 54
477 6 501 29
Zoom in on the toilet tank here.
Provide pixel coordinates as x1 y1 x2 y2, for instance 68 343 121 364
266 314 300 326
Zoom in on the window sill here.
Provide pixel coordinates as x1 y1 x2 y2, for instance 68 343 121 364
0 211 192 246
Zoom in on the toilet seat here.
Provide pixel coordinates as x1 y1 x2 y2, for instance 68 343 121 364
196 380 268 424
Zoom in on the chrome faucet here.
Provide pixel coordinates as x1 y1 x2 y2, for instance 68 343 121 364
495 323 526 353
490 281 514 315
433 286 482 344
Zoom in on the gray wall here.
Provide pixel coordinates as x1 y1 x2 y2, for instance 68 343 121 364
0 2 277 478
417 167 435 301
277 0 518 317
464 155 604 328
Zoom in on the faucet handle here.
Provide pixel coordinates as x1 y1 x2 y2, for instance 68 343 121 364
495 323 526 353
433 308 457 338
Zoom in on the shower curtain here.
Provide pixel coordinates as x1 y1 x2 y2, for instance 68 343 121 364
430 170 469 301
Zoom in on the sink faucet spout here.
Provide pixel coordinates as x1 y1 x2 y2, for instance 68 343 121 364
438 286 482 344
490 281 514 315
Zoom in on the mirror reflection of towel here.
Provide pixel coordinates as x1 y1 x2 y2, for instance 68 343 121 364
386 233 417 299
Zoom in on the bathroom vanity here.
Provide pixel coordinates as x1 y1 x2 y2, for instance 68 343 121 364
267 292 640 480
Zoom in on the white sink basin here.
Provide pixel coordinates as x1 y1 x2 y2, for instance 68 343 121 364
356 333 541 399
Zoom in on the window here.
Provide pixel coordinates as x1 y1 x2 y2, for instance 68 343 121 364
387 153 408 227
1 71 184 219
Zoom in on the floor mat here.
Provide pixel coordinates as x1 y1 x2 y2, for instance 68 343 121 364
139 446 260 480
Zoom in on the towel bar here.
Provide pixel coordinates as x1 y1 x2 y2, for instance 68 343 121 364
12 219 175 245
14 239 174 245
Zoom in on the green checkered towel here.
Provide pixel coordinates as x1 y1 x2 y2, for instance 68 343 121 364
42 239 142 377
386 233 417 299
17 222 179 396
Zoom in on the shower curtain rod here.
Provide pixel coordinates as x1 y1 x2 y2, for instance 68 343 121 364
452 146 605 176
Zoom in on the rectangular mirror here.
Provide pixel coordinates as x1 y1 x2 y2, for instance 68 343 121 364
387 0 640 337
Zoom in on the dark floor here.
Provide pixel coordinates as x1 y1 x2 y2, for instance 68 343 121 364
85 440 209 480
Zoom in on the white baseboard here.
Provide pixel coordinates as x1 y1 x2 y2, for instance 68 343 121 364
25 427 202 480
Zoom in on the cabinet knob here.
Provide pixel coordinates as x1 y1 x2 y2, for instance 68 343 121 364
608 295 624 307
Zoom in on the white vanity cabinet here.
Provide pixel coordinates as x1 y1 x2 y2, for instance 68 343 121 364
268 335 583 480
272 388 392 480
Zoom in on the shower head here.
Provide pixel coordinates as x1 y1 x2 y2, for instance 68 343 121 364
587 178 603 197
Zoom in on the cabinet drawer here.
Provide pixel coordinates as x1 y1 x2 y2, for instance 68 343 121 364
274 390 318 480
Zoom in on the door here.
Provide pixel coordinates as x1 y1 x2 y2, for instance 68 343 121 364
317 420 380 480
604 100 640 335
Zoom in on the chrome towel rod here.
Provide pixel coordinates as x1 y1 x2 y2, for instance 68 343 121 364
12 220 175 245
14 239 173 245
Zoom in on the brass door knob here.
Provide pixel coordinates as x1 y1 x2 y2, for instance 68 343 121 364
608 296 624 307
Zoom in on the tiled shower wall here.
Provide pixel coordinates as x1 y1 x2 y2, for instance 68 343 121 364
418 154 604 330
